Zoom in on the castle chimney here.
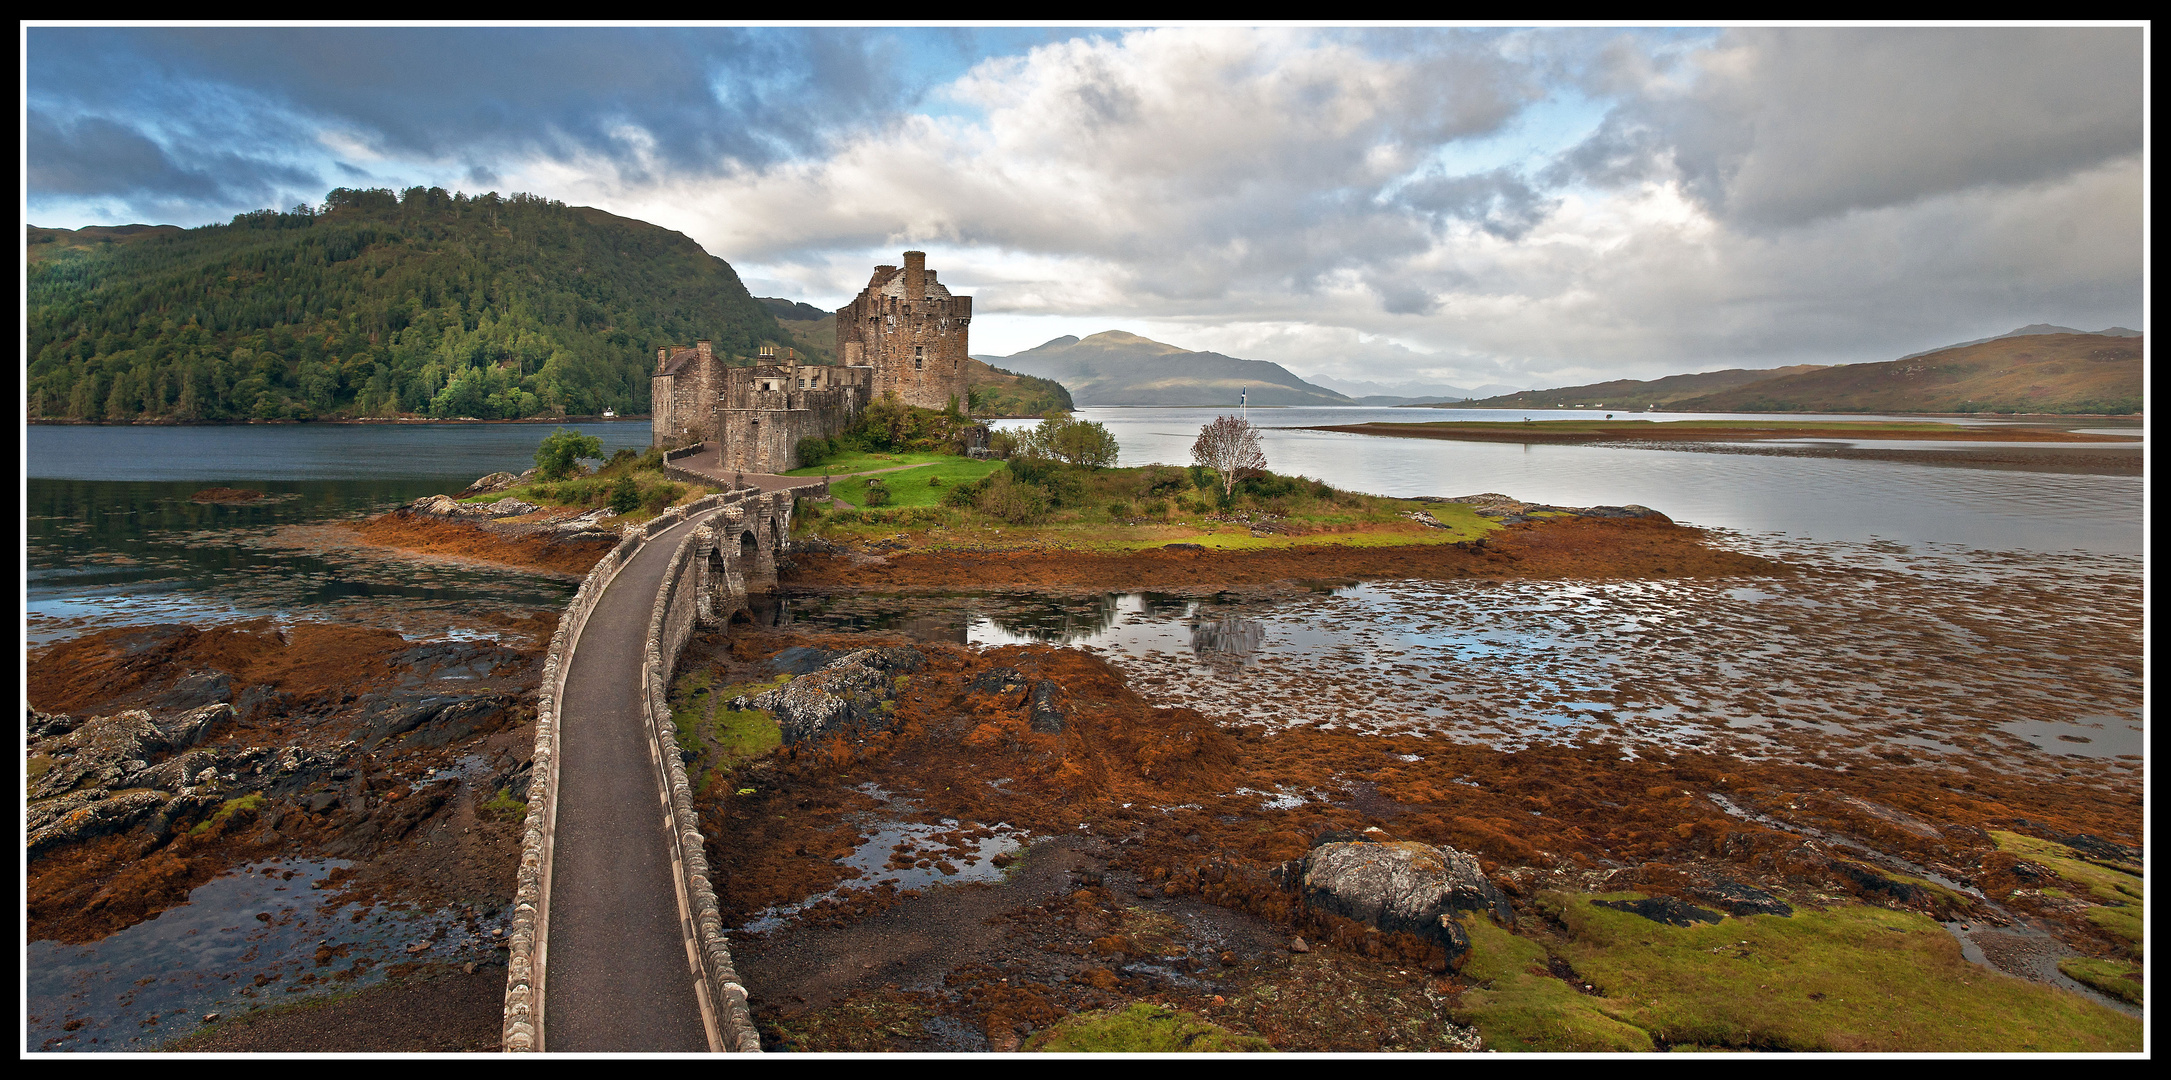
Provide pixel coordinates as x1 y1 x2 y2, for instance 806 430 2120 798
657 347 668 372
903 251 926 300
697 340 712 362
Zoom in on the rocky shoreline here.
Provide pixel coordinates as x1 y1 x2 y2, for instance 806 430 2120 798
25 495 2142 1053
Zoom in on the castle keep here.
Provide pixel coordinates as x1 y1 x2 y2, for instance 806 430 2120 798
836 250 972 412
650 251 971 474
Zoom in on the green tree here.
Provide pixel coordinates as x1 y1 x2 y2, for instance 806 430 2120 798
535 427 603 480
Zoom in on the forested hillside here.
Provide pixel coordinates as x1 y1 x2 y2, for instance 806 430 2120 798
27 186 785 421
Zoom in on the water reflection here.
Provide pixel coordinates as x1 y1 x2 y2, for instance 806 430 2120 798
774 537 2140 780
1190 616 1265 669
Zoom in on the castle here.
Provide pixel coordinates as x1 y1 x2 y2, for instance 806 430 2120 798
650 251 971 473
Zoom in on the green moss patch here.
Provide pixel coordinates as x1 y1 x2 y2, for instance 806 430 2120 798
481 788 528 824
1450 916 1656 1052
2058 957 2143 1006
191 793 265 836
1990 830 2143 903
1026 1002 1271 1053
1990 830 2143 954
1530 890 2138 1052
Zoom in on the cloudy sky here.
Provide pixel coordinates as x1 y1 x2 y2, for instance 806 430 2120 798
24 24 2146 394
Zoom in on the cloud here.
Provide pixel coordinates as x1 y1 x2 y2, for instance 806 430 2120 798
27 109 321 210
1557 27 2144 229
23 26 2144 385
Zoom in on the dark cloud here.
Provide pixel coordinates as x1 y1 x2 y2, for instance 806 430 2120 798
1398 168 1560 240
27 26 919 192
1554 28 2143 229
27 108 320 210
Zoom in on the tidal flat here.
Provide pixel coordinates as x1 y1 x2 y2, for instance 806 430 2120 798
24 416 2143 1053
670 516 2140 1053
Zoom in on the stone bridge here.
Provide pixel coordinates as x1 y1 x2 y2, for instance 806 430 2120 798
501 481 818 1053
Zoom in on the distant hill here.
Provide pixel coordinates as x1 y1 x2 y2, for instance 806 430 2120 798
26 187 786 421
963 358 1076 416
771 311 838 365
984 331 1356 407
27 223 187 263
1896 323 2142 361
1305 374 1521 403
756 296 830 322
1434 365 1831 411
1673 333 2142 415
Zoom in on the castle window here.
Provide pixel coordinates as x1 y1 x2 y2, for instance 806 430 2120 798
914 345 925 371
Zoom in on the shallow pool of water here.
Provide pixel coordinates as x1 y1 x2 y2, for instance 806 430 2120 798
778 537 2141 780
26 858 504 1052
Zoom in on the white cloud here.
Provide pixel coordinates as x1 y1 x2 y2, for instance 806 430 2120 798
497 26 2142 386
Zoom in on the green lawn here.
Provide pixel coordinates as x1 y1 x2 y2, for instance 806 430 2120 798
783 450 963 477
824 458 1009 508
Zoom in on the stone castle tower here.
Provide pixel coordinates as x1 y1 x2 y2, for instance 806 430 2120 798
835 251 972 412
649 251 974 471
650 339 722 448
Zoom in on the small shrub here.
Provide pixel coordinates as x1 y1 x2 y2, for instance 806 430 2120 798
641 480 683 515
535 427 602 481
610 475 641 514
481 788 528 823
862 478 893 508
976 473 1048 524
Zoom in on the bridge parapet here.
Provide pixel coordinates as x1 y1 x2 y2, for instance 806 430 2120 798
504 486 797 1053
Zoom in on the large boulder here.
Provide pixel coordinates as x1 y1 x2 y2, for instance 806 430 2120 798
29 704 232 799
733 647 924 745
28 790 169 855
457 472 521 498
1295 841 1514 955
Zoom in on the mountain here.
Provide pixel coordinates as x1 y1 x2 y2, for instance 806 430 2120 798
1672 333 2142 415
1433 365 1831 411
1303 374 1520 403
963 358 1076 416
26 186 785 421
983 331 1356 407
769 310 838 365
1895 323 2143 361
27 223 186 263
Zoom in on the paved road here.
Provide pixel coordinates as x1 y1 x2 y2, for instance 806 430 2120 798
544 510 714 1052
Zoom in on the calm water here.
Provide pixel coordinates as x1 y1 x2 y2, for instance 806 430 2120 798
26 422 654 645
1001 407 2145 554
24 413 2143 647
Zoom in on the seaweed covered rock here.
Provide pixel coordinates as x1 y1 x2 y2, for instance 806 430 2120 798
28 703 232 799
733 647 924 745
1292 840 1514 955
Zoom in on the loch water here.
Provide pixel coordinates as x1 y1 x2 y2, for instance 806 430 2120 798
26 421 655 645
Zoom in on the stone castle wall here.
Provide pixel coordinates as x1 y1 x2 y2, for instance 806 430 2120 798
714 363 873 473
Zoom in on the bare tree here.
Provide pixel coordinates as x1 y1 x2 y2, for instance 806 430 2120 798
1191 415 1267 500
